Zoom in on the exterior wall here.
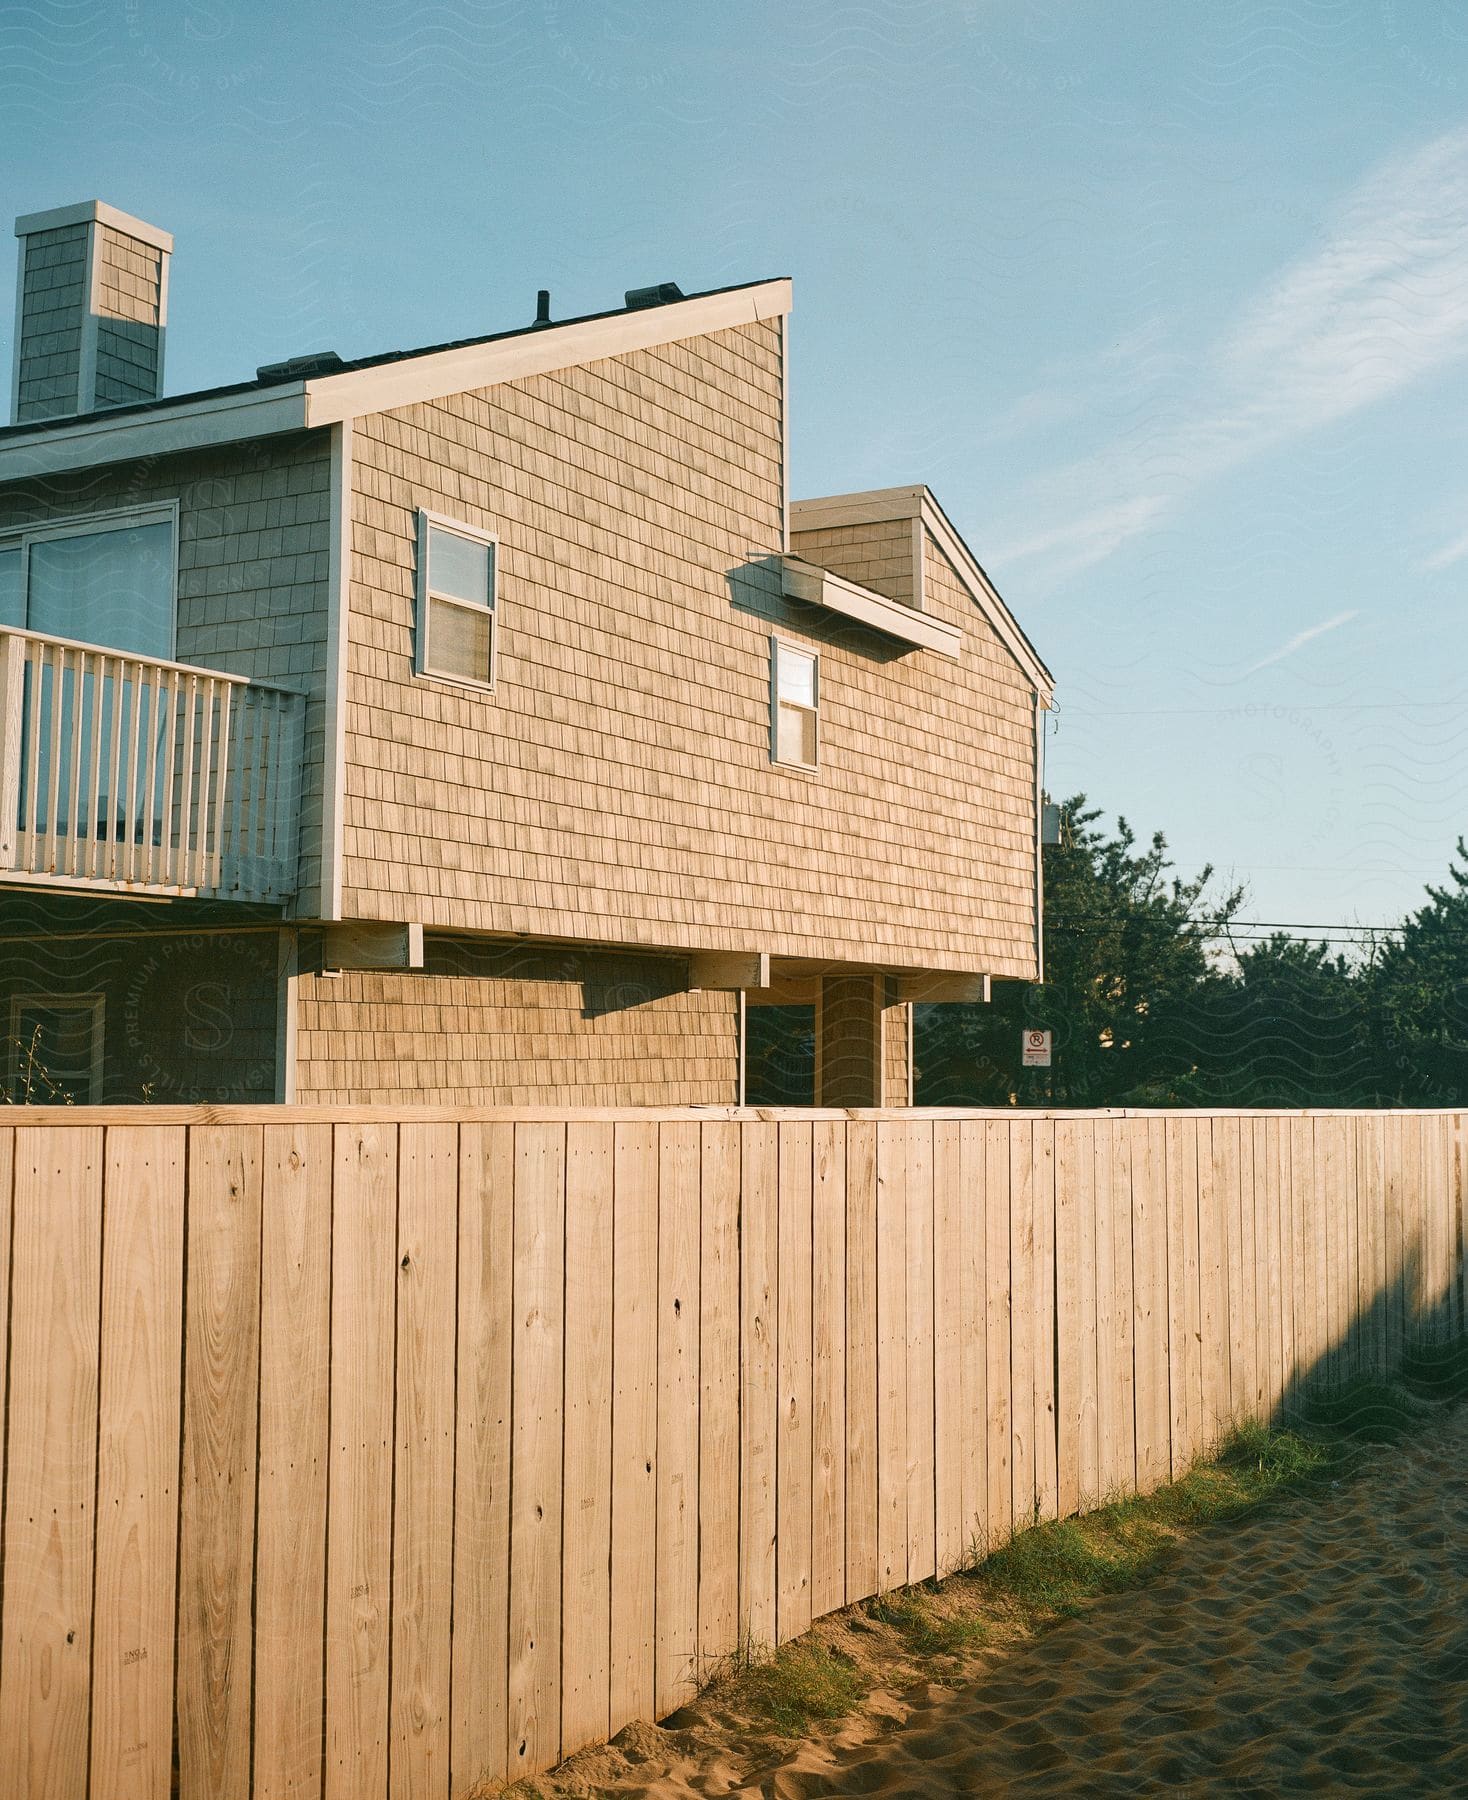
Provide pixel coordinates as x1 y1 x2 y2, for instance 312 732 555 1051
789 515 916 609
343 326 1041 978
293 939 738 1105
93 223 165 407
881 981 911 1106
0 432 334 907
14 222 89 421
0 907 279 1103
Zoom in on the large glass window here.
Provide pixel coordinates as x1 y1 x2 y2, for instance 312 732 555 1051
417 511 497 688
8 994 104 1104
0 507 176 657
743 1002 816 1105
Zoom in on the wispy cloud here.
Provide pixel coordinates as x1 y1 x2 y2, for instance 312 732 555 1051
1240 610 1359 676
988 126 1468 588
1421 526 1468 573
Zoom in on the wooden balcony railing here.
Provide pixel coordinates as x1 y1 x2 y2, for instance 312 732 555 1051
0 628 303 902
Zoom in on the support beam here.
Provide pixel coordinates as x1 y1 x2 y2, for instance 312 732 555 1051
321 921 424 972
688 951 770 992
896 973 990 1005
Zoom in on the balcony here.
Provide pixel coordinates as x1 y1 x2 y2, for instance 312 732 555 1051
0 628 303 903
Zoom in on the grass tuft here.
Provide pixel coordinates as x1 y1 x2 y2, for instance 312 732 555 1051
867 1591 989 1660
739 1642 861 1737
1296 1375 1433 1444
971 1419 1339 1621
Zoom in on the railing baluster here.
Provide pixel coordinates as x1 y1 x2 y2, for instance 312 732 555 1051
23 638 42 874
0 634 24 873
229 688 249 895
83 651 106 882
44 643 66 877
155 666 178 887
210 680 232 893
194 677 215 892
104 650 126 884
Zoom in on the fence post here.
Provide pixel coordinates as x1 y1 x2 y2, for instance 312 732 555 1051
0 632 24 868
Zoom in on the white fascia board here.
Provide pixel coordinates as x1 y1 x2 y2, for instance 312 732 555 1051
0 383 309 481
15 200 174 253
790 485 1054 700
303 279 794 427
782 556 961 659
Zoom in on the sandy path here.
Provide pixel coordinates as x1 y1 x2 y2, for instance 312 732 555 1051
560 1406 1468 1798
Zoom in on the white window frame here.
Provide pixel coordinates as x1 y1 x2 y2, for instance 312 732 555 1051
770 635 819 771
9 992 105 1104
0 500 180 656
414 508 498 693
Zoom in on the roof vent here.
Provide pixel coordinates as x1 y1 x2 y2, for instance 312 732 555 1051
532 289 552 329
623 282 685 310
255 350 344 381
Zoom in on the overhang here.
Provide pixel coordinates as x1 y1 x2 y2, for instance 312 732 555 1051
780 555 961 658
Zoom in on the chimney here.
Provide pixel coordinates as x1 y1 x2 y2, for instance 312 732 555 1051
11 200 173 425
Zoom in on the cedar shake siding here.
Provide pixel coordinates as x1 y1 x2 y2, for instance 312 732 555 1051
343 324 1041 980
0 432 333 908
293 941 738 1106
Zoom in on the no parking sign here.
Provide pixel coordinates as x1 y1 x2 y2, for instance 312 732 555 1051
1021 1029 1052 1068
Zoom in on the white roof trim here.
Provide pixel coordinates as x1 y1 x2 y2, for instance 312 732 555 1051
781 556 961 659
303 278 793 427
0 384 308 480
790 485 1053 698
15 200 174 254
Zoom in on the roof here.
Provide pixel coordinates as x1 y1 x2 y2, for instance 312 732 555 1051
0 276 792 480
789 485 1054 699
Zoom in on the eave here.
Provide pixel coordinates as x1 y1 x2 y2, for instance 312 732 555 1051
781 555 961 659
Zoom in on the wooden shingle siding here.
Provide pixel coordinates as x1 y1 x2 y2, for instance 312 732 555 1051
0 435 333 905
344 325 1040 979
14 224 89 421
293 943 738 1106
789 517 916 610
93 224 165 407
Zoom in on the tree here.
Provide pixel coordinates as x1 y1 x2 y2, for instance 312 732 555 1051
1363 839 1468 1105
916 796 1242 1106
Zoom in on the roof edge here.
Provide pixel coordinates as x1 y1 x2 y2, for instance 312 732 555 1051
15 200 173 253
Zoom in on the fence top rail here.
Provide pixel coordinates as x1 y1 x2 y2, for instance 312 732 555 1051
0 1102 1463 1127
0 624 307 700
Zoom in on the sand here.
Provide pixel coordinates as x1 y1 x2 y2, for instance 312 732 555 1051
529 1404 1468 1798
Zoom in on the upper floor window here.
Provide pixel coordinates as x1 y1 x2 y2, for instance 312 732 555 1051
416 511 497 690
0 503 176 659
771 637 818 769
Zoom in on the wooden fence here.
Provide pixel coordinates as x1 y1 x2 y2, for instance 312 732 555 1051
0 1106 1463 1799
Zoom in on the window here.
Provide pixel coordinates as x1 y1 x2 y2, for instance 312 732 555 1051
771 638 818 769
8 994 104 1104
416 511 497 688
0 504 177 659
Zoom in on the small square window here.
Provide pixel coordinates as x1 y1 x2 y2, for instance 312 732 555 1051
8 994 104 1104
771 638 818 769
416 512 497 688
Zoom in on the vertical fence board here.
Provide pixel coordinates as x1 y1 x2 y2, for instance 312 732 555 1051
1092 1123 1120 1502
1007 1120 1034 1529
932 1121 963 1570
1223 1116 1244 1425
775 1121 813 1642
1164 1117 1197 1478
254 1123 331 1800
957 1120 988 1553
1 1126 102 1800
1198 1119 1228 1446
0 1132 10 1676
325 1121 396 1800
738 1123 778 1652
875 1123 908 1589
451 1122 514 1793
698 1122 742 1669
508 1122 566 1779
984 1122 1013 1543
1250 1119 1271 1414
391 1122 457 1799
1131 1119 1169 1492
1383 1113 1403 1369
810 1120 847 1615
561 1122 614 1759
655 1123 700 1711
609 1123 659 1729
1031 1123 1058 1523
178 1124 262 1800
1053 1120 1081 1520
1075 1118 1099 1513
91 1127 184 1800
843 1122 878 1600
904 1120 937 1579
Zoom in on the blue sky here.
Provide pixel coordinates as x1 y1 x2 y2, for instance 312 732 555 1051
6 1 1468 938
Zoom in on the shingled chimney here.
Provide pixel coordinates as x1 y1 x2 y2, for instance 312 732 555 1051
10 200 172 424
